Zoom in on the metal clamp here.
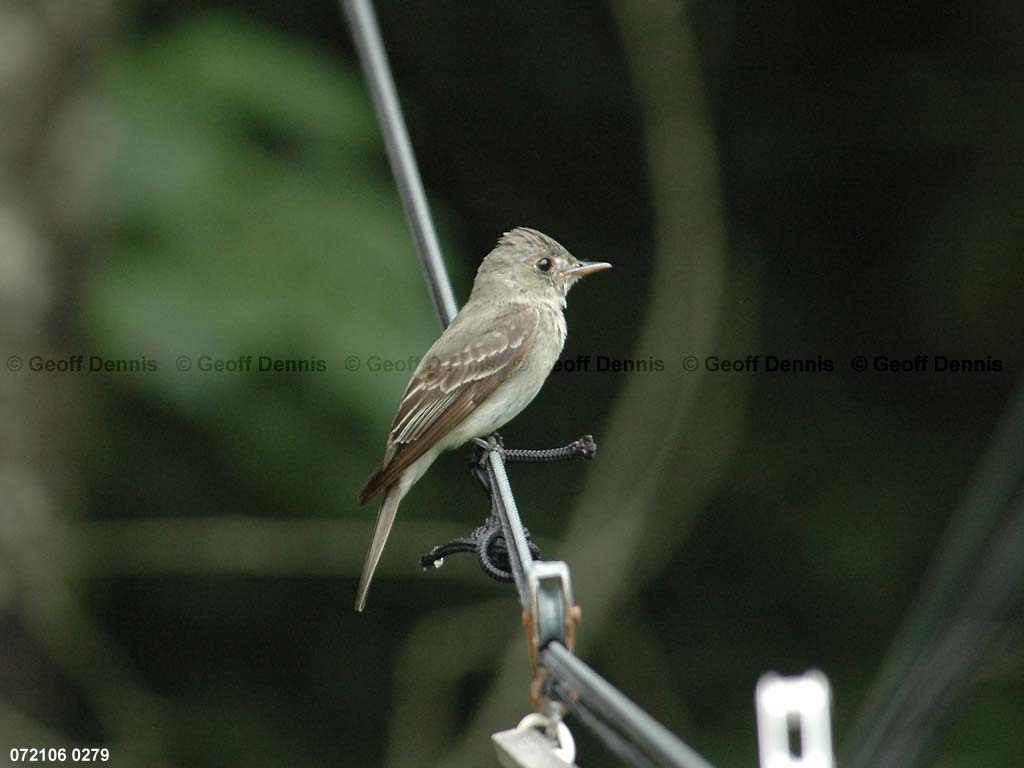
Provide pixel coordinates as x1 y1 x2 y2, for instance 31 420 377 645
524 561 582 708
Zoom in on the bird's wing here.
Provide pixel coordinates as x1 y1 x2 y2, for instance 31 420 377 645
357 303 540 504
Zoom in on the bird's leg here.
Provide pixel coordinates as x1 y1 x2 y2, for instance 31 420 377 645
468 432 508 491
468 438 493 493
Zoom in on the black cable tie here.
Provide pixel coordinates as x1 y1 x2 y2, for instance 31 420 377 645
471 434 597 466
420 434 596 584
505 435 597 464
420 514 542 583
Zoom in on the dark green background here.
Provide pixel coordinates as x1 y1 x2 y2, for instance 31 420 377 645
3 1 1022 766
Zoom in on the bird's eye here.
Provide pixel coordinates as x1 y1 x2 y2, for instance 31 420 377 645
536 258 552 272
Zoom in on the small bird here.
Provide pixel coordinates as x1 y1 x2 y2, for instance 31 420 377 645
355 227 611 611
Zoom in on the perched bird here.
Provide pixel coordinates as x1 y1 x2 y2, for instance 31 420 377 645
355 227 610 611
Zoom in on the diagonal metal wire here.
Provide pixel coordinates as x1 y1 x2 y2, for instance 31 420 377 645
543 643 716 768
339 0 458 328
843 377 1024 768
486 445 535 609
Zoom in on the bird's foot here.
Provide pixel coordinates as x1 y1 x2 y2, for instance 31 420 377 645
471 433 505 457
469 433 506 492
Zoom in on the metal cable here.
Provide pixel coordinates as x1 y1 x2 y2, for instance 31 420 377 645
541 642 716 768
339 0 458 328
487 445 535 610
548 676 657 768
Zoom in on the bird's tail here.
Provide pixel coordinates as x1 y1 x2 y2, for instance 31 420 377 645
354 482 403 612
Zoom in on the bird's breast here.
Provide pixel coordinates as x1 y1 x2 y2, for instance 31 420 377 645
442 305 567 446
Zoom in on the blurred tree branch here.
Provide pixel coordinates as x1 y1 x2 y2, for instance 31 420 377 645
384 599 513 766
62 517 503 582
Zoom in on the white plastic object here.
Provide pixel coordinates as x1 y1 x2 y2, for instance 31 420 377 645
516 712 576 764
756 670 834 768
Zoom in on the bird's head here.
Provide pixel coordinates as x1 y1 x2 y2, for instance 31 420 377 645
469 227 611 307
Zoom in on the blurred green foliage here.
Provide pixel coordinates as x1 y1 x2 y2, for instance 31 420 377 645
83 13 440 516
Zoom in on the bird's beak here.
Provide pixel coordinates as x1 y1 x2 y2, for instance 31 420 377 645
561 261 612 279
